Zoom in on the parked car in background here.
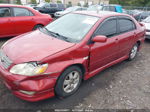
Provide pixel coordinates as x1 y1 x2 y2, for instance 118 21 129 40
87 5 102 11
54 6 86 18
102 4 123 13
87 4 123 13
24 4 37 9
0 4 53 38
0 11 145 101
34 3 65 17
134 11 150 21
141 16 150 39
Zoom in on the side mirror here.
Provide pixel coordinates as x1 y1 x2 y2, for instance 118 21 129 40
92 35 107 43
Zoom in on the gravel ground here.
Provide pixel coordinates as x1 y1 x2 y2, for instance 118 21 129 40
0 38 150 109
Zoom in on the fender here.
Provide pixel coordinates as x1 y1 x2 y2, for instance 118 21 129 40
41 44 90 78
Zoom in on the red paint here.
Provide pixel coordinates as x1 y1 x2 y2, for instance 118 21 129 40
0 4 53 38
0 12 145 102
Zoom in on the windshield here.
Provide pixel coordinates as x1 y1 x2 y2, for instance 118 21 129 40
45 13 99 43
143 16 150 23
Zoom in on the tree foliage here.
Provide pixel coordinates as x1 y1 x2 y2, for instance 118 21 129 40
0 0 8 3
109 0 150 7
57 1 62 3
31 0 37 4
67 1 72 7
45 0 51 3
16 0 22 4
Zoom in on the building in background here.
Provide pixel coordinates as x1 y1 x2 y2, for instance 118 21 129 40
21 0 45 4
63 0 109 5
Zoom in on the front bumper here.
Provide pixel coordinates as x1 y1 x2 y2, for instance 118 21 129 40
0 65 58 102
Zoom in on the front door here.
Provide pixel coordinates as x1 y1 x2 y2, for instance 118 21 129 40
89 17 119 72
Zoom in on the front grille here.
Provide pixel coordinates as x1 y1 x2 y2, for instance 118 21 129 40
0 50 12 69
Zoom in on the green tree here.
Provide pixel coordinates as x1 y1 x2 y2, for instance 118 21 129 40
45 0 51 3
110 0 150 7
57 0 62 3
0 0 8 3
16 0 22 4
67 1 72 7
31 0 37 4
84 2 88 7
77 3 81 6
0 0 3 3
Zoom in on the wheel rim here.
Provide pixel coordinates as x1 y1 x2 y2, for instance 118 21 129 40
130 45 138 59
63 71 80 93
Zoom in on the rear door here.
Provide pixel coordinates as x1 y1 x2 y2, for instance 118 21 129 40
12 7 36 35
117 17 137 58
0 7 14 38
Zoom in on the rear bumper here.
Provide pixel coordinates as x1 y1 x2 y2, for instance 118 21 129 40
0 65 58 102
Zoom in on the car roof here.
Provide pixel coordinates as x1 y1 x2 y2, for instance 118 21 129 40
74 11 128 18
103 4 122 7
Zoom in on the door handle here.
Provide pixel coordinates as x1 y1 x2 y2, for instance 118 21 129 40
115 38 118 41
115 38 119 43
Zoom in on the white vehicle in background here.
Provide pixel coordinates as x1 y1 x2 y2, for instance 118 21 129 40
54 6 86 18
24 4 37 9
142 16 150 39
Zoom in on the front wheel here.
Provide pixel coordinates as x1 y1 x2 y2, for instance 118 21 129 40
55 66 83 98
128 43 138 61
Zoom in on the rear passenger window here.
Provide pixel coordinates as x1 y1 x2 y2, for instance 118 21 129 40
0 8 11 17
50 4 57 7
109 6 116 12
95 19 117 37
103 6 110 11
58 4 64 9
13 8 33 16
44 4 50 8
119 18 136 33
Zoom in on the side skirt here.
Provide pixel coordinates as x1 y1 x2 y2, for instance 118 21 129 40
84 55 129 80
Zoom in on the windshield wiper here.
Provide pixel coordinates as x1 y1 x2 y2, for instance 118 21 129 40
41 27 57 37
42 27 70 42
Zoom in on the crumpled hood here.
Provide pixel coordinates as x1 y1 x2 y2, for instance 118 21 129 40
3 30 75 64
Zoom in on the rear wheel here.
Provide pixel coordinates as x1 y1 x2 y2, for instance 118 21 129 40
55 66 83 98
128 43 138 61
33 24 43 30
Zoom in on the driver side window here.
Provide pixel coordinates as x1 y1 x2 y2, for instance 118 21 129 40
94 18 117 38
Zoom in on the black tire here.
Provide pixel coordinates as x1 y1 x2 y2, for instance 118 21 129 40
33 24 43 30
128 43 139 61
55 66 83 98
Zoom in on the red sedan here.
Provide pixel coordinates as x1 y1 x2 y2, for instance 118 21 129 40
0 11 145 101
0 4 53 38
